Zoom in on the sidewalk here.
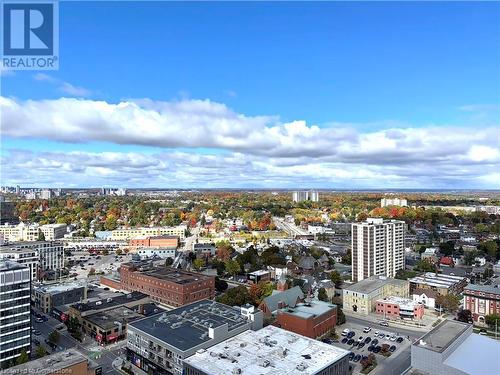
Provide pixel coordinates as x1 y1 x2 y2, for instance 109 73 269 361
113 359 148 375
344 310 430 332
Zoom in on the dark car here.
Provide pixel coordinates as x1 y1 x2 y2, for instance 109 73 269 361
389 345 396 352
373 346 381 353
372 339 379 346
396 337 404 343
358 342 365 349
347 331 355 338
349 352 355 360
341 338 348 344
364 337 371 344
368 345 375 352
321 338 332 344
353 355 361 362
347 339 354 345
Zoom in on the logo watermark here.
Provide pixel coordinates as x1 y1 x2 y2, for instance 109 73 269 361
1 0 59 70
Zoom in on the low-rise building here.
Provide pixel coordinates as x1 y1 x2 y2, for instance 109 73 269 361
409 272 468 296
342 276 409 315
463 284 500 326
183 325 351 375
192 243 216 258
411 320 500 375
267 265 288 280
82 306 143 344
129 235 180 250
40 223 68 240
33 282 87 314
2 349 101 375
111 226 187 241
247 269 271 283
259 286 304 316
412 288 438 309
276 300 337 338
375 296 425 319
126 300 263 375
136 247 177 260
118 263 215 308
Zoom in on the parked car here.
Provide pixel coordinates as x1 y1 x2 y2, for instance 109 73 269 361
353 355 361 362
33 339 40 346
341 329 350 336
364 337 371 344
390 335 397 341
357 336 364 342
363 327 372 333
341 338 348 344
385 334 391 340
378 333 385 338
349 352 355 360
358 342 365 349
35 317 43 323
373 346 381 353
396 337 404 343
379 321 389 327
347 339 354 345
32 330 41 336
371 339 379 346
374 331 379 336
321 338 332 344
56 324 64 330
347 331 356 338
389 345 397 352
368 345 374 352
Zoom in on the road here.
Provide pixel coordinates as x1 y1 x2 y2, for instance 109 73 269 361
273 217 308 237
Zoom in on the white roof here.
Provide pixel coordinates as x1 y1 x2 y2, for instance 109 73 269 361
184 326 350 375
444 333 500 375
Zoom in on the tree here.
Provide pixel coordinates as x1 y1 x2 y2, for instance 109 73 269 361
216 286 252 306
457 309 472 323
485 313 500 330
193 258 205 271
212 259 226 276
414 259 435 273
88 267 96 276
439 241 455 256
102 249 109 256
16 350 29 365
395 269 418 280
224 259 240 278
337 307 346 325
329 270 343 288
48 330 60 344
360 353 376 371
116 249 122 255
36 345 47 358
481 241 498 260
341 249 351 265
318 287 329 302
37 231 46 241
215 277 228 292
436 294 460 313
165 257 174 267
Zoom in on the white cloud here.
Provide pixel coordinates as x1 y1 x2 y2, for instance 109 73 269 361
1 96 499 188
32 74 92 97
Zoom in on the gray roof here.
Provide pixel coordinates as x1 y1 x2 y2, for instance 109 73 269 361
345 276 408 294
298 256 318 270
464 283 500 295
262 286 304 313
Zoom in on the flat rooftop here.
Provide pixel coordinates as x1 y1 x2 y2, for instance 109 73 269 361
34 282 84 295
414 320 470 353
0 260 27 271
71 291 148 312
409 273 466 289
141 266 212 284
2 349 88 375
84 306 142 330
129 300 250 352
280 301 336 319
344 276 407 294
184 325 350 375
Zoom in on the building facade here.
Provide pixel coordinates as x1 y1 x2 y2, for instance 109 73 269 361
351 218 405 282
375 296 425 319
119 263 215 307
0 261 31 369
380 198 408 207
463 284 500 326
276 301 337 338
0 247 38 281
136 248 176 260
129 236 180 250
111 226 187 241
408 273 468 296
33 283 87 314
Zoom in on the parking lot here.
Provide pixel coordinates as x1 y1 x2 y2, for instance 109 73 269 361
66 251 128 280
332 321 413 374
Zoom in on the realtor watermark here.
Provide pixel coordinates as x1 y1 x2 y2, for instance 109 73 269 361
1 0 59 70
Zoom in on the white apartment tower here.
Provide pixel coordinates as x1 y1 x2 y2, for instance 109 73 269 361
351 218 405 282
292 190 319 203
381 197 408 207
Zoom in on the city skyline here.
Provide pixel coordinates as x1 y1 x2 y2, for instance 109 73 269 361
1 2 499 189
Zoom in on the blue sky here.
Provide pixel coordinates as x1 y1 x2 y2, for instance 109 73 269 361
1 1 500 188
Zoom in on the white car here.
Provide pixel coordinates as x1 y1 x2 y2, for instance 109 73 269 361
341 329 350 336
363 327 371 333
390 335 397 341
374 331 379 336
385 334 391 340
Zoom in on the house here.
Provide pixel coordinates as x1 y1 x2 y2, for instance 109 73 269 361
258 286 304 316
298 256 319 274
439 256 455 267
412 288 438 309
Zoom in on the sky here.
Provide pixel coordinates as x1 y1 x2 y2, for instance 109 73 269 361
1 1 500 189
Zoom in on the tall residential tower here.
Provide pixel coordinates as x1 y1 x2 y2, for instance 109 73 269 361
351 218 405 282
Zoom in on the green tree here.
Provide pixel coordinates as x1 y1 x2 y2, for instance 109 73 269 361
216 286 252 306
165 257 174 267
414 259 435 272
336 307 346 325
439 241 455 256
48 330 60 344
37 231 45 241
193 258 205 271
318 287 329 302
329 270 343 288
485 313 500 330
224 259 240 278
395 269 418 280
116 249 122 255
16 350 29 365
215 277 228 292
36 345 47 358
481 241 498 260
102 249 109 256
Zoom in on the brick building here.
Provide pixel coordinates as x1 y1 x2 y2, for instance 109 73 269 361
119 263 215 307
463 284 500 326
276 300 337 338
375 296 425 320
129 235 179 250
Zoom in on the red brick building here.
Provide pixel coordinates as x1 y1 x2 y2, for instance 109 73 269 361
463 284 500 325
276 301 337 338
375 296 425 319
119 263 215 307
129 235 179 250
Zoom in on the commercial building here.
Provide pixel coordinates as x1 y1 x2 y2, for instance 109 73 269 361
408 272 468 296
342 275 409 315
192 243 216 258
32 282 87 314
375 296 424 319
351 218 405 282
463 284 500 326
276 300 337 338
3 349 101 375
83 306 142 344
183 325 351 375
411 320 500 375
0 246 38 281
0 223 66 242
247 269 271 283
111 226 187 241
380 197 408 207
40 223 67 240
129 235 180 250
119 263 215 307
0 261 31 369
137 247 177 260
126 300 263 375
